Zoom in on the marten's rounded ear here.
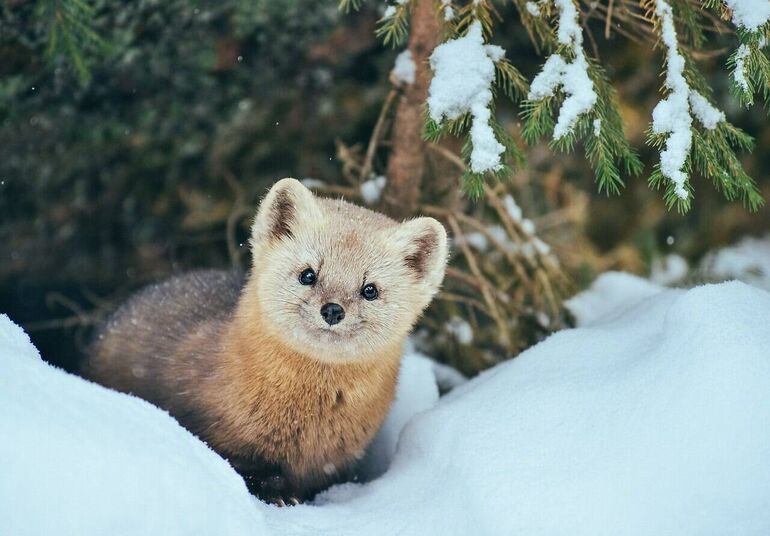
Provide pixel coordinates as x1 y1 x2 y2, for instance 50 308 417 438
389 217 449 295
251 178 320 244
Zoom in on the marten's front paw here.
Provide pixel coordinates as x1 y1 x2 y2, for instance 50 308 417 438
248 474 303 507
265 494 301 507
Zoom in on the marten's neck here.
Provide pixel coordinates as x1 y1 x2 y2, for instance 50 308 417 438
212 283 403 413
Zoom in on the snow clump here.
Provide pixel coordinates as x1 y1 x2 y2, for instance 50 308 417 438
427 21 506 173
723 0 770 31
0 315 268 536
733 44 750 93
445 316 474 345
273 276 770 534
300 177 326 190
391 50 415 85
699 234 770 290
526 1 541 16
649 253 689 286
360 175 387 205
441 0 455 21
651 0 725 201
527 0 597 139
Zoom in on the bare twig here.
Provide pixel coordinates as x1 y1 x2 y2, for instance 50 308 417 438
446 215 511 346
24 313 101 332
223 169 249 270
605 0 615 38
437 290 491 316
424 204 534 289
308 183 360 199
580 1 601 59
359 88 398 184
427 142 466 172
335 140 364 185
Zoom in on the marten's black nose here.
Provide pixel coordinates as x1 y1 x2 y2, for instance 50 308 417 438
320 303 345 326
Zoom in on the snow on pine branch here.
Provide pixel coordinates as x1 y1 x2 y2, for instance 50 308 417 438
733 44 751 93
651 0 725 201
392 50 415 84
427 21 506 174
723 0 770 32
527 0 597 140
722 0 770 103
377 0 412 46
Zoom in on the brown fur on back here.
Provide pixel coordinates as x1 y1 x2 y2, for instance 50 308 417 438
85 270 244 435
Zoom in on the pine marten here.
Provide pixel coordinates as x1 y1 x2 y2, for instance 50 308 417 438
84 178 448 504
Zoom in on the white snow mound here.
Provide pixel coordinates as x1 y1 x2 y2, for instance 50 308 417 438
565 271 663 325
700 233 770 291
0 315 267 536
4 278 770 535
268 280 770 534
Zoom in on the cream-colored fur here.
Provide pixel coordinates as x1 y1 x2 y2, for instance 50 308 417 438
85 178 448 500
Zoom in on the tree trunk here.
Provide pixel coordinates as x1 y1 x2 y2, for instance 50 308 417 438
380 0 439 220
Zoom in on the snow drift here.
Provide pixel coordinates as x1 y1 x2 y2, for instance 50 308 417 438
0 315 267 535
2 275 770 535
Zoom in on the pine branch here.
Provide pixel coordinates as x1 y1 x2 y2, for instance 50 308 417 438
448 0 500 38
585 61 643 193
728 30 770 107
37 0 108 84
339 0 368 13
494 58 529 101
667 0 706 48
459 133 514 200
521 97 556 143
424 111 473 143
521 2 641 194
341 0 766 211
509 0 558 53
644 0 761 211
376 2 414 47
695 123 763 210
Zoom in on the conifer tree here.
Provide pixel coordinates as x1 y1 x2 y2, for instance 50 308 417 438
341 0 768 212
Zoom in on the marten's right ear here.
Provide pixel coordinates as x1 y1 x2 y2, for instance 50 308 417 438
251 178 320 244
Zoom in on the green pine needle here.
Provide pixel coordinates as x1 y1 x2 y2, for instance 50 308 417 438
727 33 770 108
494 58 529 101
338 0 367 13
375 2 412 47
37 0 109 84
520 97 556 144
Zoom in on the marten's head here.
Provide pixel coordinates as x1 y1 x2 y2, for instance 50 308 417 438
248 178 448 363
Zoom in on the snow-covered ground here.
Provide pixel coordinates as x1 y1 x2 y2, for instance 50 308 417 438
3 270 770 534
0 315 268 535
649 234 770 290
698 234 770 291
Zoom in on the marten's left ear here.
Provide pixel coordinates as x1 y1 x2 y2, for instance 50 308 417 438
389 217 449 296
252 178 320 244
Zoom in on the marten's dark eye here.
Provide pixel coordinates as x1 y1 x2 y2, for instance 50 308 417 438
299 268 316 286
361 283 378 301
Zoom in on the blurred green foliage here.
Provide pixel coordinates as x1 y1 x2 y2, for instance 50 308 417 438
0 0 387 285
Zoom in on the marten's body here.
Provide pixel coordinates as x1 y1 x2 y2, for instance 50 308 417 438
84 179 448 503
